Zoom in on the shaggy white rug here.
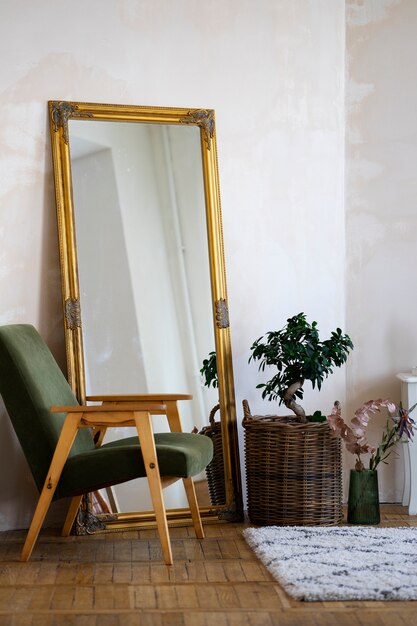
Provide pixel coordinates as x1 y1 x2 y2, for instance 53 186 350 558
242 526 417 601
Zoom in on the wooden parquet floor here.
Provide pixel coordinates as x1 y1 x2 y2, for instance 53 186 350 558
0 505 416 625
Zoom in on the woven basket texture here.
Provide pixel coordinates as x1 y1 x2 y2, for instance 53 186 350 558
243 400 342 526
199 404 225 506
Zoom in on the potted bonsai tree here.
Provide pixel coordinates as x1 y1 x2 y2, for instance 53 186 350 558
249 312 353 423
243 312 353 526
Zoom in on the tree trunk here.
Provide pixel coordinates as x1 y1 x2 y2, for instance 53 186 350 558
283 379 306 422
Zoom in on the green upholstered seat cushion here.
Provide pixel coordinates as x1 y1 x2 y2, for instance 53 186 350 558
0 325 95 492
56 433 213 498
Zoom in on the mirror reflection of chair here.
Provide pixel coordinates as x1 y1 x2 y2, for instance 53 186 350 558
0 324 213 564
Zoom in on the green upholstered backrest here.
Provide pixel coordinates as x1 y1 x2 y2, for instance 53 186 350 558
0 324 95 492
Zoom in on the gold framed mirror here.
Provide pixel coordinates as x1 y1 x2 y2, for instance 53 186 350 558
48 100 243 524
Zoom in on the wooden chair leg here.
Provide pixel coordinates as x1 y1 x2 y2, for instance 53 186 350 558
183 477 204 539
21 488 56 562
164 402 205 538
134 411 173 566
21 414 81 562
62 495 83 537
105 486 119 514
165 401 182 432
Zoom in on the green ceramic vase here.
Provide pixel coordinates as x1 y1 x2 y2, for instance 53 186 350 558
347 469 380 525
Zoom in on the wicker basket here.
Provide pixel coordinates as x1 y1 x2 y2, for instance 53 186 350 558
199 404 225 506
243 400 342 526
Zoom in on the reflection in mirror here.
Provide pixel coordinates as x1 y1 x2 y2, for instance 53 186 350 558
49 101 243 523
69 120 217 510
70 120 217 426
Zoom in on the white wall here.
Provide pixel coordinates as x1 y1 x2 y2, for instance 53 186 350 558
1 0 409 530
345 0 417 501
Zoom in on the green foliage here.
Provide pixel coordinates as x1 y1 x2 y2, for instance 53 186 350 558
200 351 218 389
308 410 327 423
369 419 399 470
249 312 353 406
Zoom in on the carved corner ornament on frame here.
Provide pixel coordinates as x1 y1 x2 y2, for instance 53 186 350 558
180 109 215 150
50 102 93 145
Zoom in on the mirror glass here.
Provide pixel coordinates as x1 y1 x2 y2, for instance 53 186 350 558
69 120 217 510
49 101 242 521
69 120 217 427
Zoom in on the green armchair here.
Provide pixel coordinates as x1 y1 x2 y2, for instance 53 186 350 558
0 324 213 564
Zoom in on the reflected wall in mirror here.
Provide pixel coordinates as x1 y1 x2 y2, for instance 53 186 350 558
49 101 243 523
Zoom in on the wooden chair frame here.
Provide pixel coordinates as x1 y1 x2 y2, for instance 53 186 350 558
22 395 204 565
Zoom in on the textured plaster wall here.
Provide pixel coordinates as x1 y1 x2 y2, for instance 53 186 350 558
345 0 417 501
1 0 346 530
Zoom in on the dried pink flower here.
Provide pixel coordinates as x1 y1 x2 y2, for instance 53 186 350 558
327 399 414 471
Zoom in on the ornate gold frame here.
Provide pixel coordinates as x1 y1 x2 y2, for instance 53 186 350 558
48 101 243 523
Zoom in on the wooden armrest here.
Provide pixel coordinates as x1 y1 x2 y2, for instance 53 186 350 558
51 399 186 432
86 394 192 402
50 403 168 428
51 403 166 413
